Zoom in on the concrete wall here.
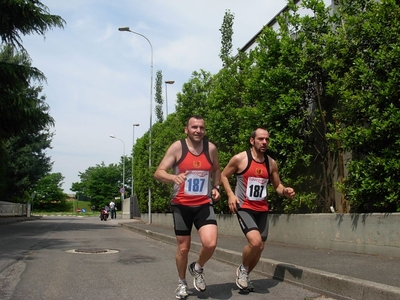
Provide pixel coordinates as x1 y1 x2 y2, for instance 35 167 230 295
0 201 29 217
122 196 141 219
141 212 400 258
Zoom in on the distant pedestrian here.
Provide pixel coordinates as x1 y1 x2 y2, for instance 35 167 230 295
220 127 295 292
109 200 116 219
154 115 221 299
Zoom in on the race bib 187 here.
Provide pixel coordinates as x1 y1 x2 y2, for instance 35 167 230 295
246 177 268 201
184 170 210 195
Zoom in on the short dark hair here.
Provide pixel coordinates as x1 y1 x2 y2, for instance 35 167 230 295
250 127 268 139
186 115 204 127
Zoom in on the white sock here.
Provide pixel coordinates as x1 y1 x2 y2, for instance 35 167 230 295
178 279 187 285
195 262 203 273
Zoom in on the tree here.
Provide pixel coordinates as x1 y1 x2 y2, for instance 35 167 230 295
0 0 65 50
0 0 65 138
0 0 65 202
219 9 234 67
175 70 214 125
3 129 53 202
0 45 53 139
220 0 341 213
324 0 400 212
71 162 122 209
0 46 54 202
154 70 164 123
33 173 67 206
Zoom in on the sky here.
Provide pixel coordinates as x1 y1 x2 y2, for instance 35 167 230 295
22 0 292 194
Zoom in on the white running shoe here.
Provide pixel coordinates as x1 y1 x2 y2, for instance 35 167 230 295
188 262 206 291
236 264 248 289
175 283 188 299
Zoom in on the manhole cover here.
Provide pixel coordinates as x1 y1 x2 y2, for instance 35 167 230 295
66 248 119 254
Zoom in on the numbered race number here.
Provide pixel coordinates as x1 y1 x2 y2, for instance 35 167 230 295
184 170 210 195
246 177 269 201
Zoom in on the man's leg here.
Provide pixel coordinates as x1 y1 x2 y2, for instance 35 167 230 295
186 224 217 292
197 224 218 267
248 241 265 274
242 230 263 270
234 230 262 290
176 235 191 280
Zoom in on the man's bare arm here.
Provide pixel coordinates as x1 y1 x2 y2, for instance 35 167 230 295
154 141 182 184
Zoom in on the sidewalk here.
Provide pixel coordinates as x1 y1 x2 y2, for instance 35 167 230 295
119 218 400 300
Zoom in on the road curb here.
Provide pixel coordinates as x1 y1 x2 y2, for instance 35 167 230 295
121 223 400 300
0 216 42 225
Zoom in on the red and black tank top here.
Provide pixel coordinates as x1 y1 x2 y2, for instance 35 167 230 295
171 139 213 206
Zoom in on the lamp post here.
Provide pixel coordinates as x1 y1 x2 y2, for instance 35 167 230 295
164 80 175 116
131 123 140 197
109 135 125 215
118 26 153 224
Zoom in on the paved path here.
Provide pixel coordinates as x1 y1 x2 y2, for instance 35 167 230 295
3 216 400 300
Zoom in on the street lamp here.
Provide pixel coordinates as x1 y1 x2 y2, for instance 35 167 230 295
109 135 125 215
131 124 140 197
165 80 175 116
119 26 153 224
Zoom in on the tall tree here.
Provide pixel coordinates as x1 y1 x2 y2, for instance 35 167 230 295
175 70 214 125
219 9 234 67
33 172 67 206
71 162 122 209
0 45 53 139
154 70 164 123
325 0 400 212
0 0 65 50
0 0 65 202
0 0 65 138
0 47 54 202
3 129 53 202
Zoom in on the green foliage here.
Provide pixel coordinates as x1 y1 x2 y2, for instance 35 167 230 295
0 0 66 50
71 162 122 209
154 70 164 123
0 45 53 139
219 9 234 66
132 115 185 213
0 0 66 202
175 70 214 124
3 129 53 202
32 172 67 205
240 0 334 212
0 46 54 202
149 116 185 212
324 0 400 211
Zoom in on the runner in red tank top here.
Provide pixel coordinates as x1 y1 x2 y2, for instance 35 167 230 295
221 127 295 292
154 115 221 299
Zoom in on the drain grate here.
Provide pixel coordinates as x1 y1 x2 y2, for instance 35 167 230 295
66 248 119 254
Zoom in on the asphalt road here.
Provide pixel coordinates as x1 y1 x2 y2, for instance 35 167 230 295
0 216 333 300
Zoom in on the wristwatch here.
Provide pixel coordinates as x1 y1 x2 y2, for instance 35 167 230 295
213 185 220 193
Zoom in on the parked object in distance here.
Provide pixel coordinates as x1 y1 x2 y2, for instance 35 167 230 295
100 207 109 221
